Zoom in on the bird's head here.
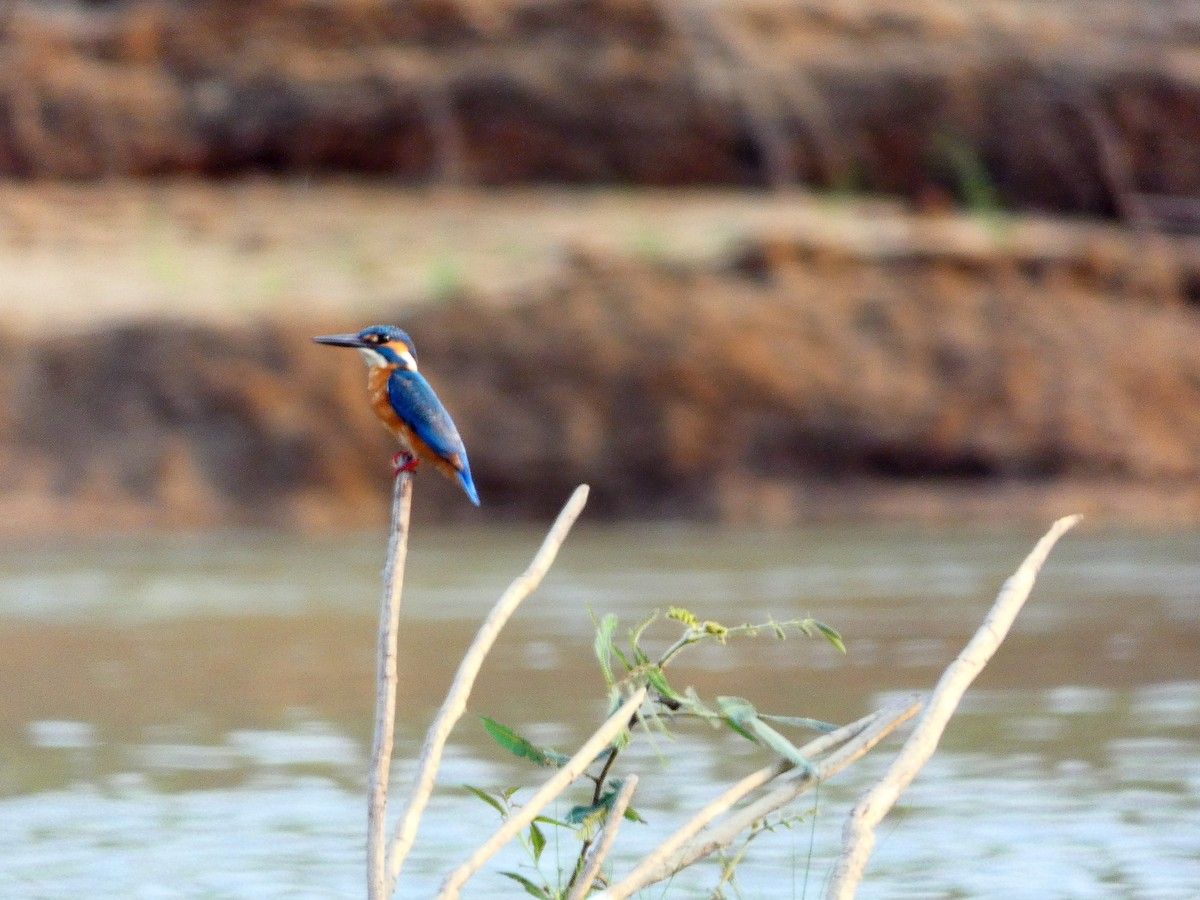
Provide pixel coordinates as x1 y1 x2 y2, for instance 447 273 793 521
312 325 418 370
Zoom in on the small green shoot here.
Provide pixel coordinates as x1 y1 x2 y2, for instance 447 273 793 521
475 604 848 896
465 785 570 898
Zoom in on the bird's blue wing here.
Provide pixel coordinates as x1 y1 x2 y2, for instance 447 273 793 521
386 369 468 465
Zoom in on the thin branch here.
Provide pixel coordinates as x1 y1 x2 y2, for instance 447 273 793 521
437 685 650 900
385 484 591 893
567 774 641 900
567 744 623 889
825 514 1083 899
595 694 921 899
691 695 920 859
618 756 789 889
368 473 414 900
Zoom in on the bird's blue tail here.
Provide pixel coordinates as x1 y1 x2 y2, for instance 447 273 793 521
458 465 481 506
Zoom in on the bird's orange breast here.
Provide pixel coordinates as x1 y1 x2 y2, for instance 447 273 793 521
367 365 408 444
365 365 461 481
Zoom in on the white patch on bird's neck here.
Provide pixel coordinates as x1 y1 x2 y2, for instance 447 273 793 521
356 346 418 371
357 347 388 368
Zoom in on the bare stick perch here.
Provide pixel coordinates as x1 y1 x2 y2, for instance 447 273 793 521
386 484 591 893
438 685 650 899
826 514 1083 899
368 473 414 900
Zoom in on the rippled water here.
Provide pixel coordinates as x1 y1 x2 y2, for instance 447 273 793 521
0 523 1197 898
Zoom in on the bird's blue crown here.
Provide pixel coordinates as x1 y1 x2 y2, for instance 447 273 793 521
356 326 417 366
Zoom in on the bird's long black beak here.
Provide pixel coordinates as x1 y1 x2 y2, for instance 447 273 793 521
312 332 366 348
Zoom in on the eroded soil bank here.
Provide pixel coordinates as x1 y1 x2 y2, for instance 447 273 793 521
4 218 1200 536
4 0 1200 221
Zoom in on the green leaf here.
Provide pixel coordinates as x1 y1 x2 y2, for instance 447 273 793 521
528 821 546 863
715 698 816 772
565 800 605 825
725 719 757 743
629 611 659 658
479 717 566 768
745 717 815 775
814 620 847 653
593 613 619 687
645 666 682 703
716 696 757 726
480 717 528 755
611 726 632 752
462 784 506 816
610 643 633 674
565 797 612 841
716 694 759 741
760 714 838 734
566 782 629 829
499 871 550 898
623 805 647 823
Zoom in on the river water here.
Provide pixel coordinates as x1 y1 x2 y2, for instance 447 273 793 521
0 522 1197 898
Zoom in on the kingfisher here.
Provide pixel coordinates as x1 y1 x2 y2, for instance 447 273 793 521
313 325 480 506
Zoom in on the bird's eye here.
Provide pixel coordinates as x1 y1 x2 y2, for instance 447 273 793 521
364 333 384 345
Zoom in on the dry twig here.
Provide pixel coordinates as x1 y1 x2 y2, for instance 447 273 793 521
369 485 1075 900
595 693 921 899
825 514 1083 898
386 484 591 893
437 685 650 899
368 472 414 900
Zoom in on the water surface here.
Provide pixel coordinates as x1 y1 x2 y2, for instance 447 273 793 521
0 523 1197 897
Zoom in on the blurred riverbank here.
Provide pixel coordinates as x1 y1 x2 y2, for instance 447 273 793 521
2 183 1200 537
5 0 1200 537
5 0 1200 224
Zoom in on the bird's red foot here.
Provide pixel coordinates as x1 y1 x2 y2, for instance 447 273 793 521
391 451 419 475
